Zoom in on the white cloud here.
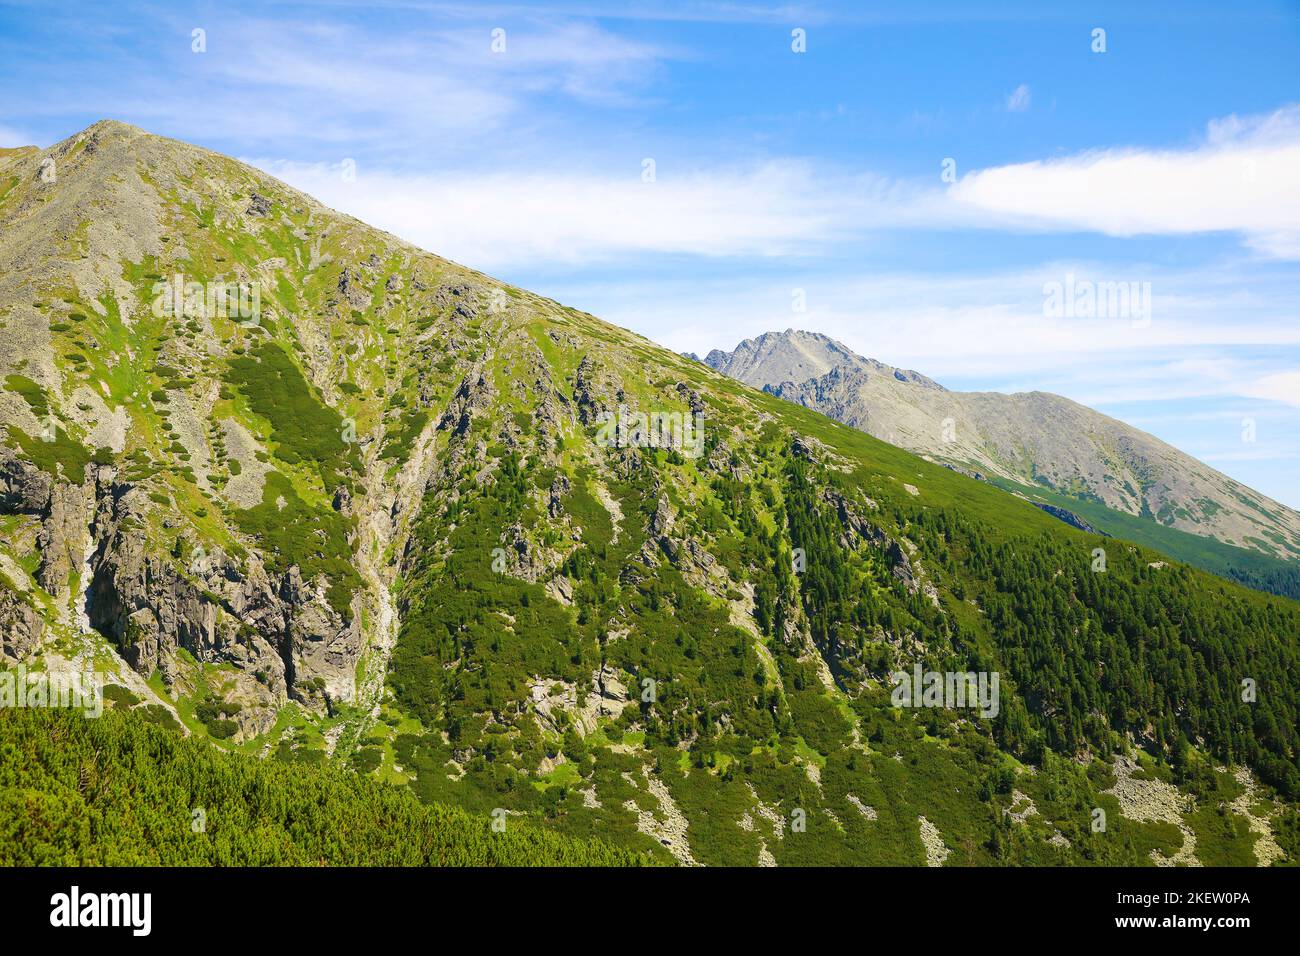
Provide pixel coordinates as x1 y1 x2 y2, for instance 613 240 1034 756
12 13 674 158
949 105 1300 257
541 262 1300 400
210 18 669 115
1241 370 1300 408
1005 83 1031 112
248 157 901 267
241 103 1300 272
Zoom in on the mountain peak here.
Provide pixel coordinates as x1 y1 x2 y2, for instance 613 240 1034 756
83 118 146 136
704 328 943 392
47 118 148 154
705 328 1300 577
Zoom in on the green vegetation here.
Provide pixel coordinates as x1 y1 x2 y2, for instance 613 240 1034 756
232 472 360 616
378 326 1298 865
4 373 50 417
0 706 651 866
5 425 91 480
380 407 430 461
992 476 1300 600
1 373 93 478
227 341 360 489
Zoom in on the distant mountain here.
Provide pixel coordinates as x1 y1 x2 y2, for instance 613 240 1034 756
2 122 1297 867
705 330 942 393
703 330 1300 596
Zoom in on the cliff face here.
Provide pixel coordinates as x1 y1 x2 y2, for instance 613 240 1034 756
0 444 73 655
0 578 44 660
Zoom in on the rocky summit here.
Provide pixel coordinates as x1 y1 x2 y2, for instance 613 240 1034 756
1 122 1298 867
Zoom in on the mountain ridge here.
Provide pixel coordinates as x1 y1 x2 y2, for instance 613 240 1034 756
2 121 1298 867
701 329 1300 584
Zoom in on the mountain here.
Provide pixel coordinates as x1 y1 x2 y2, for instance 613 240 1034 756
703 330 1300 598
2 122 1298 867
705 330 942 393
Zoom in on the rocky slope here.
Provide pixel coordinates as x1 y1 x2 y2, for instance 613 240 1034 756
2 123 1297 867
0 121 454 738
702 330 1300 564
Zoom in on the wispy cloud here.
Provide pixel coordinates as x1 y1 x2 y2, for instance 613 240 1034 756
1201 449 1300 463
207 18 670 112
1 8 675 160
949 105 1300 259
247 157 907 266
241 103 1300 271
1242 369 1300 407
1005 83 1031 112
540 261 1300 400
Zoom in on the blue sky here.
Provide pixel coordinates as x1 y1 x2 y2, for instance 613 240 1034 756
3 0 1300 505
